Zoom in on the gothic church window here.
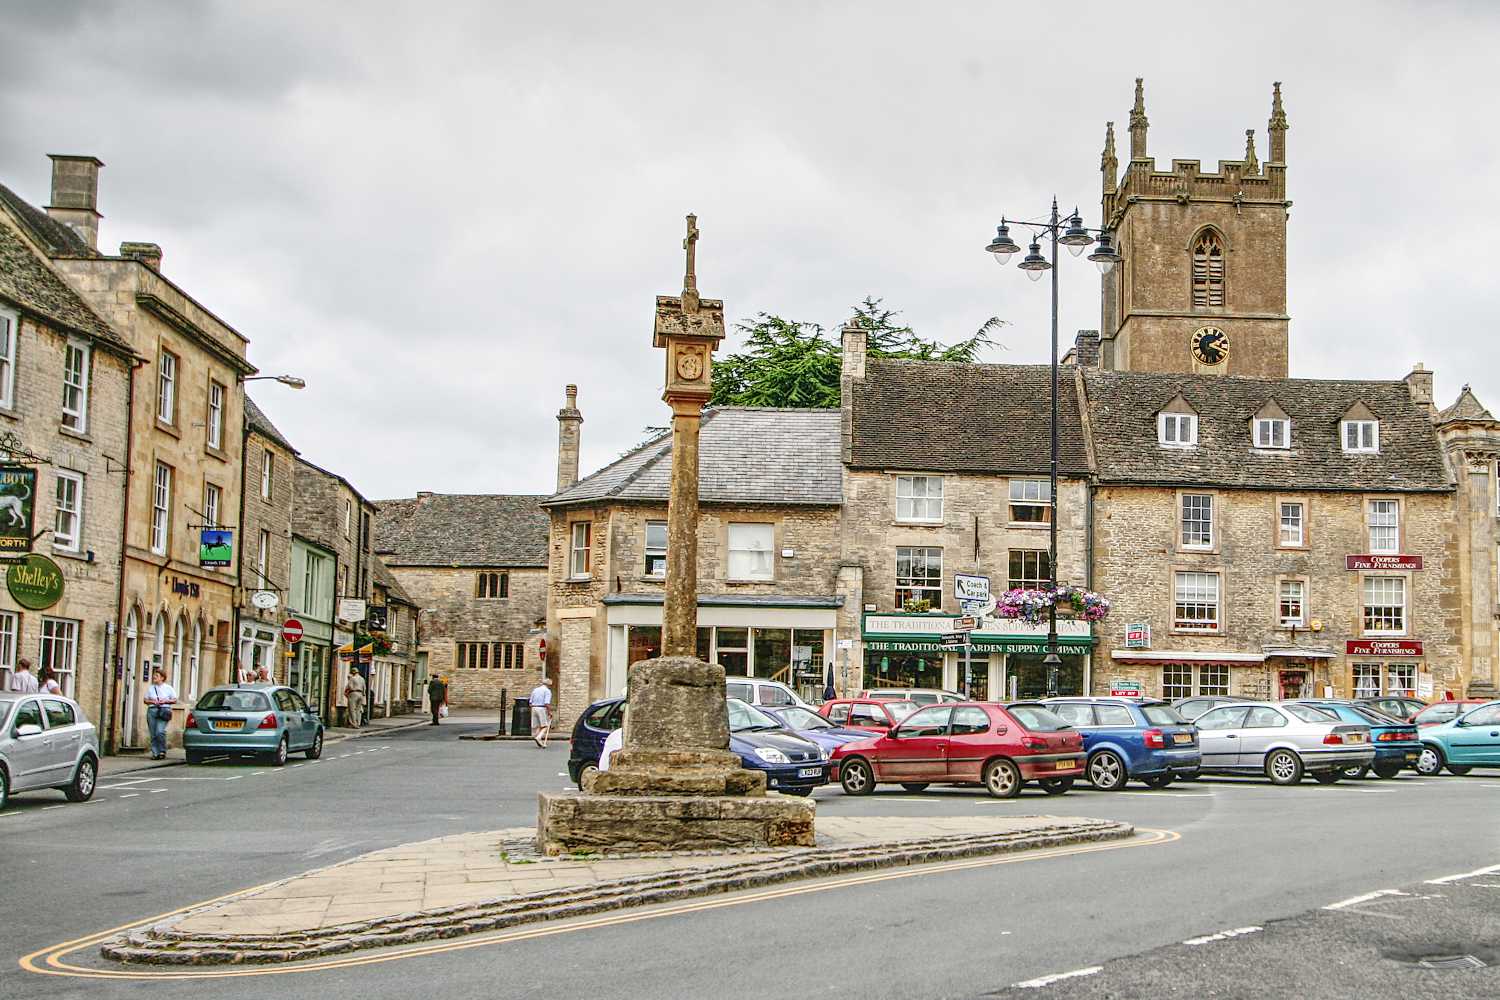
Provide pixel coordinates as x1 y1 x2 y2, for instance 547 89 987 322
1191 231 1225 308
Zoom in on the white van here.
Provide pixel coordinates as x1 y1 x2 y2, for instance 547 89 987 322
724 676 817 711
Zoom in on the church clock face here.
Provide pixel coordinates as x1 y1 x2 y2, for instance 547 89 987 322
1191 326 1229 366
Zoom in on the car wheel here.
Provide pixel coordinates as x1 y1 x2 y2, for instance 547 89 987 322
270 735 289 768
1088 751 1128 791
983 759 1021 799
576 763 598 791
1415 745 1444 776
840 757 874 796
1341 764 1370 780
899 783 930 792
1265 749 1304 785
64 755 97 802
1372 762 1403 779
0 767 10 811
1312 770 1341 784
1142 773 1173 789
1447 764 1473 776
305 730 324 760
1038 777 1073 795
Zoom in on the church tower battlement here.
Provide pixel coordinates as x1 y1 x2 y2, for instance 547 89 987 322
1099 80 1291 378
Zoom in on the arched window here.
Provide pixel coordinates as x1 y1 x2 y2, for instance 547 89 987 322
151 612 165 678
1191 230 1225 307
190 618 203 698
171 614 186 691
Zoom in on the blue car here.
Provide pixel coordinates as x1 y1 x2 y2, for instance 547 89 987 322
1043 697 1199 790
1288 700 1421 779
183 685 324 766
761 705 875 754
566 697 830 795
1416 699 1500 776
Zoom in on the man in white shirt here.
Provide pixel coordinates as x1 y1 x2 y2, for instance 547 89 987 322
7 657 39 693
528 678 553 748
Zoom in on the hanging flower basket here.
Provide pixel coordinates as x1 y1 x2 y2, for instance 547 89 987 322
996 586 1111 627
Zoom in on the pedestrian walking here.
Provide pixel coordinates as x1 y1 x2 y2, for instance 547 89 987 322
344 669 367 729
528 678 553 748
7 657 39 693
37 664 62 695
144 668 177 760
427 674 447 725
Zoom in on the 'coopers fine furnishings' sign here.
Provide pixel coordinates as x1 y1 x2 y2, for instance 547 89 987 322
1345 554 1423 571
1346 639 1423 657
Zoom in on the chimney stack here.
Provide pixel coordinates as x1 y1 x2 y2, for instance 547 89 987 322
1404 363 1435 410
556 384 583 492
1072 329 1101 368
120 241 162 271
45 154 104 250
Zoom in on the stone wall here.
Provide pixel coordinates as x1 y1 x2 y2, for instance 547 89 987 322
237 430 296 682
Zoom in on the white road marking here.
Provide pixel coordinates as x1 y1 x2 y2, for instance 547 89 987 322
42 804 66 811
225 775 243 781
119 793 139 798
1014 966 1103 988
1428 863 1500 885
291 763 304 768
1324 889 1408 910
148 789 166 794
1183 926 1261 945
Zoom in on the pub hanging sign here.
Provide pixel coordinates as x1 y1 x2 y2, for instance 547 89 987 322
199 528 234 568
0 464 38 555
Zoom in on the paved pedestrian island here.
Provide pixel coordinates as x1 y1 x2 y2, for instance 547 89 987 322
101 813 1133 966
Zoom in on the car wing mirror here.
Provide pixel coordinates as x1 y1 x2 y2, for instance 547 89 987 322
14 723 43 738
1453 717 1469 727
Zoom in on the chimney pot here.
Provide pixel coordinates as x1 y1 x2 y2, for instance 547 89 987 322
45 154 104 250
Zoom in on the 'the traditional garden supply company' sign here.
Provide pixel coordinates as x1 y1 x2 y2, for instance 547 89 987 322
199 528 234 567
6 553 65 610
0 464 38 555
1345 554 1423 571
1346 639 1423 657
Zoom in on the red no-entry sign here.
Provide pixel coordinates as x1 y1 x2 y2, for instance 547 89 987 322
281 618 305 644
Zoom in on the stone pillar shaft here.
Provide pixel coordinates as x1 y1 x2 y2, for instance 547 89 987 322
663 402 701 656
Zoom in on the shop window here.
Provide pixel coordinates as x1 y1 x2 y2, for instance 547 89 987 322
1367 500 1399 554
1385 663 1416 696
476 571 508 599
715 626 749 675
627 626 662 666
1007 549 1051 590
1163 664 1193 700
895 546 943 610
1180 494 1214 549
1279 501 1304 547
1008 479 1051 523
644 521 667 577
1278 580 1305 627
896 475 944 522
1173 572 1220 631
727 522 774 581
1362 576 1406 634
1353 663 1381 699
1199 665 1229 695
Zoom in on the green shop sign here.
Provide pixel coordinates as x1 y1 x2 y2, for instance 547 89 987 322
6 553 65 610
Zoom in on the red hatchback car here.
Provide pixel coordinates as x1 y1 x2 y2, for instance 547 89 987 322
821 698 919 733
1411 699 1490 728
830 702 1085 798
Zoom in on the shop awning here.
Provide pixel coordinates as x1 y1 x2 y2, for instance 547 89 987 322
1109 649 1265 664
338 642 375 655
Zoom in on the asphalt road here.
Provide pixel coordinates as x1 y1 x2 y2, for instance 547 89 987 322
4 721 1498 1000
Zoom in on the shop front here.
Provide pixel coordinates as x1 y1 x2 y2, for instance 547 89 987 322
238 622 280 682
1346 639 1426 700
602 594 839 703
861 614 1094 699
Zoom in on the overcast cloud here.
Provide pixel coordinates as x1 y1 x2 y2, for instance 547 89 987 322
3 1 1497 500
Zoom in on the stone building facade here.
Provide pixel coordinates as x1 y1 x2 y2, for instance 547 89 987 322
0 181 135 736
374 493 550 712
236 397 297 684
370 556 419 716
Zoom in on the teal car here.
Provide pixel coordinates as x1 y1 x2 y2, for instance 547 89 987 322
183 685 324 766
1416 700 1500 776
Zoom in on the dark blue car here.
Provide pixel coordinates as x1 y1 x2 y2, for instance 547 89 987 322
1042 697 1199 790
1288 700 1421 779
567 697 829 795
762 705 876 754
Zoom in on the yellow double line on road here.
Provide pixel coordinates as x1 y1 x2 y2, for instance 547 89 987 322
21 828 1180 981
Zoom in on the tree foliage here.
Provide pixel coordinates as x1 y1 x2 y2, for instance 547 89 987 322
708 297 1004 408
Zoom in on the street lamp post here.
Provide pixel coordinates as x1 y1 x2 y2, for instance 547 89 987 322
985 199 1121 696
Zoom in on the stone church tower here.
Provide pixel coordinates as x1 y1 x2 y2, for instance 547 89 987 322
1099 80 1291 378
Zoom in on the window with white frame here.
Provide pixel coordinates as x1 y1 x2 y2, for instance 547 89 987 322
1008 479 1051 523
151 612 164 677
151 462 172 554
0 610 16 691
1254 418 1288 449
1008 549 1051 590
644 520 667 577
1173 571 1221 631
189 619 202 698
0 306 15 409
1353 663 1381 699
1367 500 1399 554
207 381 224 449
204 482 221 528
343 497 352 537
1362 576 1406 634
61 339 89 432
1181 494 1214 548
1279 501 1304 546
52 471 82 552
1278 579 1305 627
727 522 774 581
39 617 78 697
569 521 592 578
257 529 270 584
896 475 944 522
1163 664 1229 698
1159 412 1198 447
260 449 273 499
170 614 185 691
896 546 942 609
1199 664 1229 695
1342 419 1379 453
1385 663 1416 696
157 349 177 424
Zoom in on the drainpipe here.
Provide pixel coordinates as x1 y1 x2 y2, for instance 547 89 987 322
106 353 143 753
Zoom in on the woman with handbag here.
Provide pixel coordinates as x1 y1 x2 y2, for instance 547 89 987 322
144 667 177 760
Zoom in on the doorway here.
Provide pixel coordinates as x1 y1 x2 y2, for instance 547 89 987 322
121 610 139 747
1278 669 1308 699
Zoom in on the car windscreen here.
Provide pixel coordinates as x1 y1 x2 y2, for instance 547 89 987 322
196 690 272 713
775 707 831 730
727 698 781 732
886 701 920 720
726 682 754 702
1284 704 1338 724
1140 705 1188 726
1007 705 1069 732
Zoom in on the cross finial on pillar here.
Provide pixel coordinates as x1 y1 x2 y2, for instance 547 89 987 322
682 213 700 307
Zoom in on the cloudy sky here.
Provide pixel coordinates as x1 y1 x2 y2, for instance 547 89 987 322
4 2 1497 500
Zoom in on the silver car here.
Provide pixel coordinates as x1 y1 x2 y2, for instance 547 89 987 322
1193 701 1374 785
0 693 100 809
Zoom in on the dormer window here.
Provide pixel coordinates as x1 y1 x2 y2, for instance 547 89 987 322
1342 419 1379 453
1254 418 1289 449
1159 412 1198 447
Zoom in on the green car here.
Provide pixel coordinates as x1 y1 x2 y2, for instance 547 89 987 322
183 684 324 766
1416 700 1500 776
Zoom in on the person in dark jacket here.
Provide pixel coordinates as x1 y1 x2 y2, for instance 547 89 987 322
427 675 447 725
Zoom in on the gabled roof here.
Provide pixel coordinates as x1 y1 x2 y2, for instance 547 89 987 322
245 397 299 454
375 494 550 567
848 360 1091 476
1082 369 1452 491
0 182 95 258
0 213 129 353
1437 386 1497 426
546 407 843 507
371 555 415 605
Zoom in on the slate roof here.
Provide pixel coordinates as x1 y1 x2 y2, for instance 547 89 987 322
848 360 1091 476
1081 369 1453 491
1437 386 1497 425
545 407 843 507
374 494 550 567
371 555 415 605
0 213 129 353
0 182 95 258
245 397 299 454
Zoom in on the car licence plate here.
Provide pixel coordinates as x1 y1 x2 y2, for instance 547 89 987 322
215 719 244 731
1348 733 1365 743
1173 733 1192 745
1057 759 1075 770
797 767 822 778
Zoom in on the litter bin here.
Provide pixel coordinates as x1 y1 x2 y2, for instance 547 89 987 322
511 699 531 737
